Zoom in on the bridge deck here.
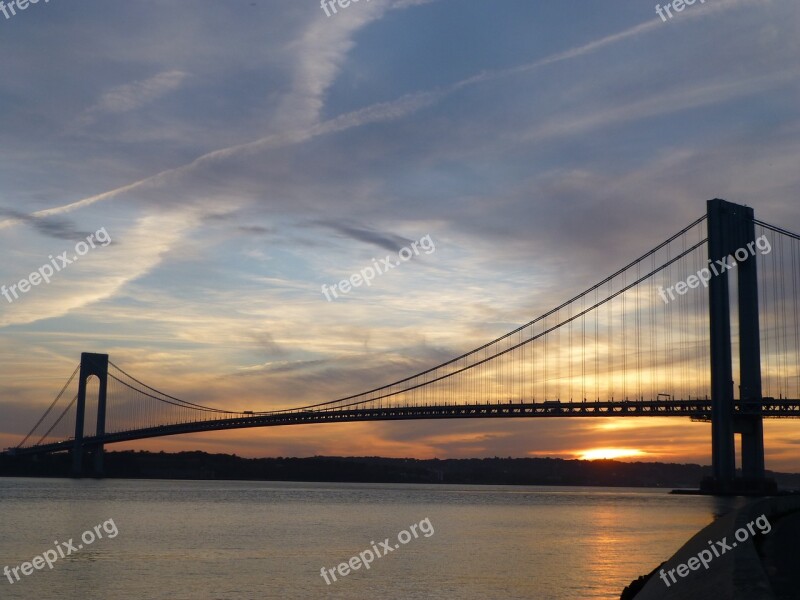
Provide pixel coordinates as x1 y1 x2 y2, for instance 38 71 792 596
9 398 800 457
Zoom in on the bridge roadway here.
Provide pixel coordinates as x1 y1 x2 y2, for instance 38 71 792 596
8 397 800 457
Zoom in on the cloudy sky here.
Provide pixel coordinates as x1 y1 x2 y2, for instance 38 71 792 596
1 0 799 470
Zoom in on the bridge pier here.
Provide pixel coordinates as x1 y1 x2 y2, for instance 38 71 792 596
704 199 774 495
71 353 108 478
735 206 767 486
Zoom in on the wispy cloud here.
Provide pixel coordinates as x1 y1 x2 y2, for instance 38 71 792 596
0 89 443 228
76 70 189 128
0 210 198 328
94 70 189 114
315 220 412 252
0 207 90 240
520 67 800 143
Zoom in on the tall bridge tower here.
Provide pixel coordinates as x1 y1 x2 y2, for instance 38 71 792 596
72 352 108 477
705 199 773 494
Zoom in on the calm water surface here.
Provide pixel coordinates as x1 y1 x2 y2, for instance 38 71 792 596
0 479 748 599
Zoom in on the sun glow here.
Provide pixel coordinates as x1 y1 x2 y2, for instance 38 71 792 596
578 448 645 461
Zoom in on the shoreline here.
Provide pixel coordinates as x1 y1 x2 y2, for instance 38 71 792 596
621 496 800 599
4 450 800 489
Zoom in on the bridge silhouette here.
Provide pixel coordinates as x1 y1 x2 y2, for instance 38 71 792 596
7 200 800 493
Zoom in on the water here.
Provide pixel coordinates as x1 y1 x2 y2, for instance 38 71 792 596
0 478 748 599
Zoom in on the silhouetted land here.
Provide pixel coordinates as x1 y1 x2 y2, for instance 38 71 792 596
2 451 800 489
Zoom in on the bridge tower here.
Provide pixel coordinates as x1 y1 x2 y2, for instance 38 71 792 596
705 199 774 494
71 352 108 478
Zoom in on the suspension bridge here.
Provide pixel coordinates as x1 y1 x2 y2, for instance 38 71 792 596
6 199 800 493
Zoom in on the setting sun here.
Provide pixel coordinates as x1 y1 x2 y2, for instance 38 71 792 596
578 448 646 461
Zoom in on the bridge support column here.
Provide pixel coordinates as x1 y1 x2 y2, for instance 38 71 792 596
71 353 108 478
707 199 736 492
704 200 773 495
734 204 770 490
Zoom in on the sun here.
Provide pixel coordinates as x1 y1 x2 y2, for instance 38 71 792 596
578 448 645 461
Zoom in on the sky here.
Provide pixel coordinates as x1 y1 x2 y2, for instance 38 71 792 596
1 0 799 470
